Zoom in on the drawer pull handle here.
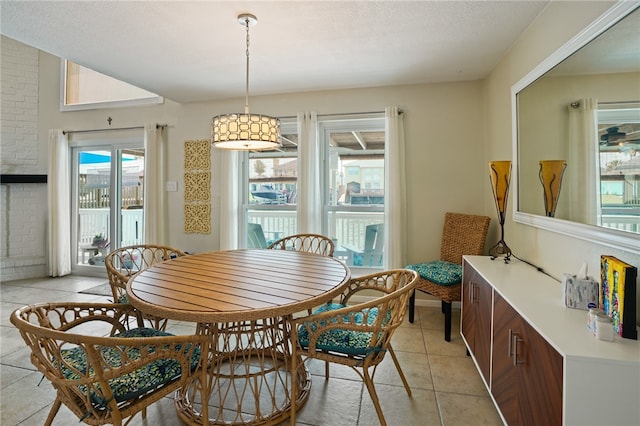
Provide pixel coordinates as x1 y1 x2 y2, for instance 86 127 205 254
508 329 514 356
512 334 525 366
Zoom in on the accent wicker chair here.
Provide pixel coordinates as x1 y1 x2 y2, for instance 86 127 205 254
105 244 187 330
406 212 490 341
267 233 335 256
290 269 419 426
10 302 207 426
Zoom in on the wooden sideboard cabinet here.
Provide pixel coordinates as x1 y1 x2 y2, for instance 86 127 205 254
461 256 640 426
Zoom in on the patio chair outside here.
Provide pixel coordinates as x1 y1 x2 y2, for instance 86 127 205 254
343 223 384 267
247 223 269 248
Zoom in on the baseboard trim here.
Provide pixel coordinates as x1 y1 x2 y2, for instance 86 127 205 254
348 294 461 310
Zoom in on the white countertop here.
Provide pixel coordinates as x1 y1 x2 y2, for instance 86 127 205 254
464 255 640 364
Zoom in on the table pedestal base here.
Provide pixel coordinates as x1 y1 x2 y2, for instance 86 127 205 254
175 317 311 425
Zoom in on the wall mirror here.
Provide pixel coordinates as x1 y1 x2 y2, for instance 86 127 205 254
512 2 639 252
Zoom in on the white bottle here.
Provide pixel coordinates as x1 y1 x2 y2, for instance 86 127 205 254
595 315 614 341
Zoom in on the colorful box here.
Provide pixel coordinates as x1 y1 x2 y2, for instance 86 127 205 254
600 255 638 340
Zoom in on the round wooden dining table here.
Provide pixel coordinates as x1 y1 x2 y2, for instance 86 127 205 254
126 249 351 426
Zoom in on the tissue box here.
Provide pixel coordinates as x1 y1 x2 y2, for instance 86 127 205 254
562 273 599 310
600 255 638 340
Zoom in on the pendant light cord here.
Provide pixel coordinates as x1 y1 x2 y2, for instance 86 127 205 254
244 17 251 114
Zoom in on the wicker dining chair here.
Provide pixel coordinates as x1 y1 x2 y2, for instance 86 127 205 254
406 212 490 341
267 233 335 256
290 269 419 426
105 244 187 330
10 302 207 426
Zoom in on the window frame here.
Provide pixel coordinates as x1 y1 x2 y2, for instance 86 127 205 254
319 114 386 270
242 113 387 270
60 60 163 112
242 120 298 247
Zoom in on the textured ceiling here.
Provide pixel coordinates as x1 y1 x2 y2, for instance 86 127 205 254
0 1 550 104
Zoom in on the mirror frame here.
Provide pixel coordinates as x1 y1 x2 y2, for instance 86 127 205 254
512 1 640 253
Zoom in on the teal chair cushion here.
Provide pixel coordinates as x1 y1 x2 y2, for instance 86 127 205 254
406 260 462 286
58 327 200 409
297 303 383 356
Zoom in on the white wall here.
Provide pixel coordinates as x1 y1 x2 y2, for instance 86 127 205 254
484 0 639 324
35 46 487 267
0 37 47 280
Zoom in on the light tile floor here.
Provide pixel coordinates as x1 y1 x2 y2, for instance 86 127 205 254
0 276 503 425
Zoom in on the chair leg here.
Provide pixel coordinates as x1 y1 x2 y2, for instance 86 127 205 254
325 361 330 380
388 345 412 397
363 368 387 426
408 290 416 323
291 349 298 426
443 301 452 342
44 398 62 426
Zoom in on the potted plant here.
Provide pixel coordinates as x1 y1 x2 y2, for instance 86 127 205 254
92 233 107 248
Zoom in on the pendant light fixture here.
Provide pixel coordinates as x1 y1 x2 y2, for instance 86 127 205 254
211 14 281 150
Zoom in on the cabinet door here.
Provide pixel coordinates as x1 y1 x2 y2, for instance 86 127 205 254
461 263 477 346
462 262 492 384
519 318 563 426
493 293 563 426
492 293 524 425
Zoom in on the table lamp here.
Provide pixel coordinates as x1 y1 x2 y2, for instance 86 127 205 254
489 160 512 262
539 160 567 217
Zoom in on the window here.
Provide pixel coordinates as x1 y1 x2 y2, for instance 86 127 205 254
69 130 146 274
61 60 163 111
244 114 387 269
322 116 385 268
245 121 298 247
597 105 640 233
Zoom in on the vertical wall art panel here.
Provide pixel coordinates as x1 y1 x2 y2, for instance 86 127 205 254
600 255 638 339
184 140 211 234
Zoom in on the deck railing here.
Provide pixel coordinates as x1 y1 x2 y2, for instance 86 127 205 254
78 209 143 248
247 209 384 249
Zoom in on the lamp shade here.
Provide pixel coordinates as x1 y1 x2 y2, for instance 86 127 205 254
488 160 512 261
211 113 281 151
539 160 566 217
489 161 512 216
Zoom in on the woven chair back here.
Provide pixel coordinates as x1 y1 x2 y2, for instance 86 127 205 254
267 233 335 256
440 212 491 265
105 244 187 301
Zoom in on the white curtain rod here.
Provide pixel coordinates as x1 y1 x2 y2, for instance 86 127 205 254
277 110 402 120
570 100 639 108
62 124 166 135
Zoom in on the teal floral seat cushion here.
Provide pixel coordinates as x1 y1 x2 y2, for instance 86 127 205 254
58 327 200 408
406 260 462 286
297 303 385 356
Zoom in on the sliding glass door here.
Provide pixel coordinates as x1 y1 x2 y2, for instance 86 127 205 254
71 143 145 273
